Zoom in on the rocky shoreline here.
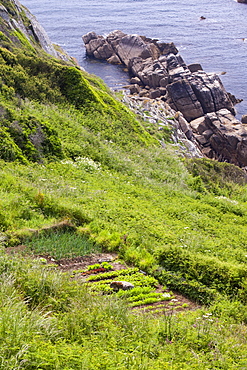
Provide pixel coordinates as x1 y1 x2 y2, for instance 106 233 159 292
83 30 247 168
122 92 203 159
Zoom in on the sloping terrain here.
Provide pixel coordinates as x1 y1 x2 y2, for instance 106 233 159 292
1 1 247 368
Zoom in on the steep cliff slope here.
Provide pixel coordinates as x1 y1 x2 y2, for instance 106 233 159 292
0 0 154 163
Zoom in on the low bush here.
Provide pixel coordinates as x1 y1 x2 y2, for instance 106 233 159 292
155 269 219 305
157 246 247 299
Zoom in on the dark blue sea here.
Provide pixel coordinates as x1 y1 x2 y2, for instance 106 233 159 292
21 0 247 117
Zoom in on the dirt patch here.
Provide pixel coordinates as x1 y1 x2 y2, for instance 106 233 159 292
5 244 27 255
56 253 127 271
5 249 200 314
58 253 201 315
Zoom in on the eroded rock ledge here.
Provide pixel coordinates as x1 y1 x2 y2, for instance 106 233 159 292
82 30 247 168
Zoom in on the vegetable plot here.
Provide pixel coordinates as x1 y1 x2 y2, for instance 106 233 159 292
73 262 199 314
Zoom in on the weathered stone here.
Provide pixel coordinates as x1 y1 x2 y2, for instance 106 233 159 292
106 30 126 51
241 114 247 124
160 77 169 87
107 54 121 64
158 55 168 68
178 115 193 140
149 89 161 99
139 89 149 97
187 72 234 115
0 5 10 22
157 42 178 55
190 116 210 134
159 87 167 96
188 63 203 73
129 57 146 76
202 147 214 158
129 84 141 95
85 37 104 56
167 79 204 121
194 134 208 146
203 129 214 140
228 92 243 105
82 31 98 45
166 54 187 71
110 281 134 291
130 76 142 85
116 35 155 66
188 109 247 167
22 6 60 58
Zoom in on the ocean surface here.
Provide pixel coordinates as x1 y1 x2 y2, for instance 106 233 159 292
21 0 247 117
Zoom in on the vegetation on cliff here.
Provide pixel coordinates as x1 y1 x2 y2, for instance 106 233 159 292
1 1 247 368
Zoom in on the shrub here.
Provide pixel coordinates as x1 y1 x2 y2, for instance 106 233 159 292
157 246 247 299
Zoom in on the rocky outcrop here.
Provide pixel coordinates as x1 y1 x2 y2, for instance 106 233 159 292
190 109 247 167
82 30 234 122
237 0 247 3
82 30 177 66
82 30 247 168
122 92 203 159
0 0 72 61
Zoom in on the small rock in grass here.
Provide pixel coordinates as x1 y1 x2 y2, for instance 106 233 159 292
110 281 134 291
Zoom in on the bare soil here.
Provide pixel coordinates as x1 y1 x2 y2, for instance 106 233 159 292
55 252 201 314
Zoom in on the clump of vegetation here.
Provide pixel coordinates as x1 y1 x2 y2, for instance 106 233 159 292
25 231 100 260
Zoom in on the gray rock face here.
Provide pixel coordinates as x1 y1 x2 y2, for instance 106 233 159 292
167 78 204 122
116 34 160 66
0 4 10 22
0 0 61 59
83 36 114 59
24 8 60 58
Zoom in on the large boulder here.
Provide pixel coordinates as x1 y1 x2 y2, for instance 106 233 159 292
129 57 169 88
190 109 247 167
167 78 204 121
187 72 234 115
167 70 234 122
115 34 161 66
241 114 247 124
82 33 115 59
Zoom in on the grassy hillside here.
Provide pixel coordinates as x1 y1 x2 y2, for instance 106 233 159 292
1 1 247 368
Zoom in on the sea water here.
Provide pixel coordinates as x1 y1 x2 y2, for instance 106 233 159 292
21 0 247 117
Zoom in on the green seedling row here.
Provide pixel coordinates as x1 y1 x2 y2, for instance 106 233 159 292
86 268 139 282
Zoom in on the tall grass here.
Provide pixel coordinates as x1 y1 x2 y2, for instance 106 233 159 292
25 231 100 259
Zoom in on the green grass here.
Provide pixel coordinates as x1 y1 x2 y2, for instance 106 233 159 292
25 232 100 259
